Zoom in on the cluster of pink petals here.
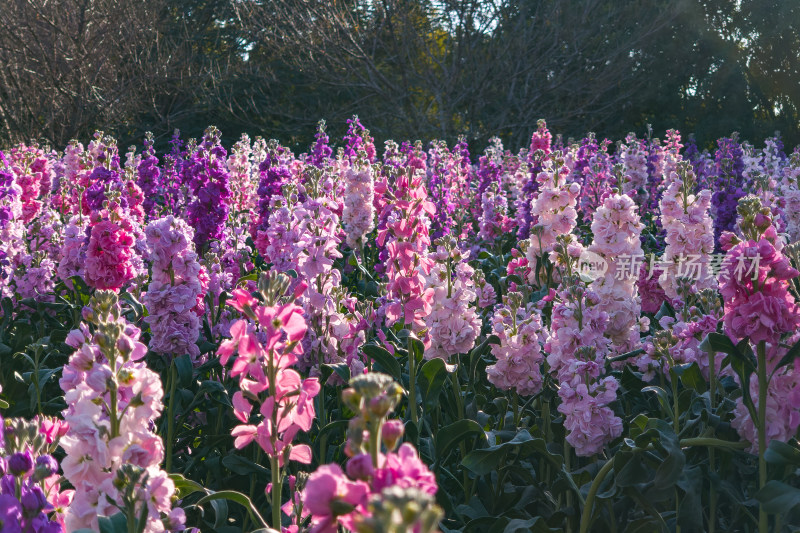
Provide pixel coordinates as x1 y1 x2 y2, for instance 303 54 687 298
226 134 261 213
423 247 481 361
546 286 610 381
9 142 53 223
525 156 580 268
589 192 646 353
342 160 375 248
732 361 800 454
478 183 510 241
486 303 548 396
59 308 182 531
219 289 319 467
302 443 437 533
547 276 622 456
84 209 138 291
557 378 623 456
619 134 649 195
658 165 715 299
379 170 437 331
719 236 800 345
144 216 204 357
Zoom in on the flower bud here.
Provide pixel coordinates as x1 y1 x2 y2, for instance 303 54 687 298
8 451 33 476
33 454 58 481
20 485 47 516
368 395 392 418
116 334 135 357
381 419 405 451
346 453 374 480
341 388 361 411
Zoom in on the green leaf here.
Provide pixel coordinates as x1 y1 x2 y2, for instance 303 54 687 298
209 498 229 529
700 332 755 372
236 272 258 285
765 440 800 467
418 358 448 410
48 329 69 344
119 291 144 317
503 517 559 533
614 452 648 487
174 353 194 388
674 362 707 393
222 454 270 476
461 430 553 476
408 336 425 366
199 380 231 407
608 348 645 363
776 336 800 370
642 386 674 421
194 490 269 528
97 513 127 533
655 300 674 321
361 344 402 381
168 473 206 499
435 419 486 459
754 480 800 514
321 363 351 383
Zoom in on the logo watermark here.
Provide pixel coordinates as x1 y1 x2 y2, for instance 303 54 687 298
577 252 764 283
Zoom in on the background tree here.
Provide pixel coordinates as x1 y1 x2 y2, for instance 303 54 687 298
0 0 798 152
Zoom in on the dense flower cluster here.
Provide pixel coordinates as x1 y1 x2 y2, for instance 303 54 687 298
0 416 70 533
589 192 646 353
525 154 580 273
547 238 622 456
423 239 481 361
342 156 376 249
8 121 800 533
378 168 436 333
143 216 204 358
59 291 182 531
182 127 232 251
83 207 138 291
486 292 548 396
658 162 715 299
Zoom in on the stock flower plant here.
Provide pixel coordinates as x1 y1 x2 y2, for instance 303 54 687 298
2 121 800 533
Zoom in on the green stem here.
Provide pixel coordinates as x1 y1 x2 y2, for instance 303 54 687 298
671 370 681 532
34 347 42 415
708 348 717 533
450 366 471 500
679 437 748 449
565 440 573 533
757 341 768 533
127 501 136 533
165 363 177 472
370 420 383 468
318 350 328 463
580 459 615 533
110 384 119 438
408 334 418 425
271 454 281 529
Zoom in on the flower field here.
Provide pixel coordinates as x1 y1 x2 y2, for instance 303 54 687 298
2 118 800 532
